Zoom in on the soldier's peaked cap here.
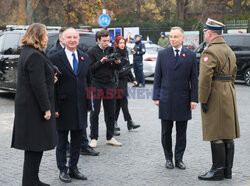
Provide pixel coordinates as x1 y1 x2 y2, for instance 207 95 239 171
204 18 225 31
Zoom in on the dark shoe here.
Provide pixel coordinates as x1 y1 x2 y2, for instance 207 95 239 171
198 168 224 181
224 141 234 179
69 169 87 180
80 146 100 156
175 161 186 170
59 172 71 183
66 150 70 158
114 121 120 131
198 142 225 181
165 159 174 169
132 85 139 87
113 129 120 136
38 180 50 186
127 120 140 130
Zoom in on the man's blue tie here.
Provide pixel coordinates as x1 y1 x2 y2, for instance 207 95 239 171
72 53 78 75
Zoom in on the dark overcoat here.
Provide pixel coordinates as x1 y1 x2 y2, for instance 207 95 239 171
11 46 56 151
46 39 63 57
49 49 92 131
116 48 135 97
153 46 198 121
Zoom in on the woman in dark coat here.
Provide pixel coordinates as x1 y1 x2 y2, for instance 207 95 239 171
11 23 56 186
113 36 140 136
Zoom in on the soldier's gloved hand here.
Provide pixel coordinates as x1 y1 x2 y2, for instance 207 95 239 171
201 103 208 113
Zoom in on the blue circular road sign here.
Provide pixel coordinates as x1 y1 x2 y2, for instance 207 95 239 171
98 14 111 27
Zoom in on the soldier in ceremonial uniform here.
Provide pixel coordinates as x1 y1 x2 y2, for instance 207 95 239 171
198 18 240 181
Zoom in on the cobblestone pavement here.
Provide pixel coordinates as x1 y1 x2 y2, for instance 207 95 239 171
0 83 250 186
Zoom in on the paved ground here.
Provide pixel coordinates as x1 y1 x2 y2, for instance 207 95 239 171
0 82 250 186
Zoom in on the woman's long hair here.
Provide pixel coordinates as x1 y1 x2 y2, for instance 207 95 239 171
114 36 126 49
21 23 47 51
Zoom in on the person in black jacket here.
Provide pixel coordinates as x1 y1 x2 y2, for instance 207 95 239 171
131 35 146 87
50 28 91 183
113 36 140 136
46 27 66 57
87 30 123 147
11 23 56 186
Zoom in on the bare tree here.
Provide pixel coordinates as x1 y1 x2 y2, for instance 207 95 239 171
176 0 189 25
26 0 33 24
232 0 242 16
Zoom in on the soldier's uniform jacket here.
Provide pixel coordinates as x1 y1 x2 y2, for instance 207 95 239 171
199 36 240 141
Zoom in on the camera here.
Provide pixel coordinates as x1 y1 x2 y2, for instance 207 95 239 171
106 53 121 63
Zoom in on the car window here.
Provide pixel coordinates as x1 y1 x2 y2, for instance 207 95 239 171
127 44 163 55
224 35 250 51
242 36 250 51
146 46 163 55
47 33 59 50
78 34 96 52
1 33 21 55
0 34 4 53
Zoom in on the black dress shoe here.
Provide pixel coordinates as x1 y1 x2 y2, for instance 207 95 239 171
175 161 186 170
59 172 71 183
114 121 120 131
38 180 50 186
198 168 224 181
69 169 87 180
80 146 100 156
113 129 120 136
127 120 140 130
165 159 174 169
66 150 70 158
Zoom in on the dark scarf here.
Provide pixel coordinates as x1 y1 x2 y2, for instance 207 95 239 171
115 47 128 58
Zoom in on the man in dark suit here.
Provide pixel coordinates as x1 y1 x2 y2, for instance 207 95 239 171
47 27 99 157
50 28 91 183
46 27 66 57
153 27 198 170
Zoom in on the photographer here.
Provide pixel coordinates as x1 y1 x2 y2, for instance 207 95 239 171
87 30 123 147
113 36 140 136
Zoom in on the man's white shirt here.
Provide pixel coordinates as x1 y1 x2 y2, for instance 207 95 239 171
65 48 78 69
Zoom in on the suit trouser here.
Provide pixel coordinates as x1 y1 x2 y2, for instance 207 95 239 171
161 120 187 162
115 96 132 121
22 151 43 186
66 128 89 150
81 128 89 148
90 81 115 140
56 129 82 173
133 60 145 86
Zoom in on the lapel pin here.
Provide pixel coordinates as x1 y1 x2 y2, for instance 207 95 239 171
182 53 186 58
81 56 84 60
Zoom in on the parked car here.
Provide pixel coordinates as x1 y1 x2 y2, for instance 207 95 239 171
0 27 96 92
127 42 163 79
195 33 250 86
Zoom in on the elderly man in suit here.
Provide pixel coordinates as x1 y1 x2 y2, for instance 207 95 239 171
50 28 91 183
153 27 198 170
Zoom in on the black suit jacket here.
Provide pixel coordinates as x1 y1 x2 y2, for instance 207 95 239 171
50 49 92 130
11 46 56 151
